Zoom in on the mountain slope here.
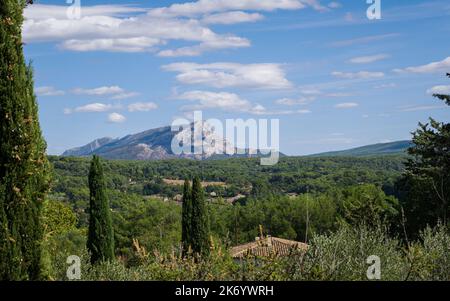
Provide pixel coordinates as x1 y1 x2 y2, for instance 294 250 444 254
62 137 116 157
308 140 412 157
62 122 268 160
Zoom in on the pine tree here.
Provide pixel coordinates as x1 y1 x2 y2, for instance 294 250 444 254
181 178 192 255
87 155 115 264
400 73 450 235
0 0 50 280
190 177 210 256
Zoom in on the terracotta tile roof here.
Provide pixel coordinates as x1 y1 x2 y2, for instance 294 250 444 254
230 236 308 259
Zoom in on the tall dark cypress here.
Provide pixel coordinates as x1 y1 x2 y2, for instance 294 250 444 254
87 155 114 264
0 0 50 280
181 178 192 255
190 177 210 256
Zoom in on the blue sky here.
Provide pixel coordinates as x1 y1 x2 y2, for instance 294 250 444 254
24 0 450 155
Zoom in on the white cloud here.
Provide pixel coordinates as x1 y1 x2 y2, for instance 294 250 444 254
299 88 322 95
157 36 250 57
24 2 323 56
177 90 252 112
108 112 126 123
334 102 359 109
111 92 140 100
176 90 307 115
71 86 139 99
331 71 384 79
23 5 250 55
72 86 124 96
349 54 389 64
147 0 311 18
202 11 264 24
393 57 450 74
128 102 158 112
276 97 314 106
35 86 65 96
162 62 292 89
400 105 446 112
24 4 146 20
250 104 311 116
65 103 118 114
61 37 163 53
427 85 450 95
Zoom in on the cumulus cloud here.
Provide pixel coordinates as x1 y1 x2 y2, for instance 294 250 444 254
23 2 325 56
202 11 264 24
35 86 65 96
24 4 146 20
334 102 359 109
65 102 119 114
177 90 252 112
108 112 127 123
275 87 353 106
331 71 384 79
71 86 139 99
71 86 124 96
61 37 163 53
427 85 450 95
23 6 250 55
147 0 310 18
349 54 390 64
393 57 450 74
162 62 292 89
128 102 158 112
157 36 250 57
176 90 308 115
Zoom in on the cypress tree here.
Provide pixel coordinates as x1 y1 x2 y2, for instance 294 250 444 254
0 0 50 280
190 177 210 256
87 155 114 264
181 178 192 255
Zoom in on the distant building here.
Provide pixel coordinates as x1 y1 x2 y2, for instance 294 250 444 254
230 235 308 259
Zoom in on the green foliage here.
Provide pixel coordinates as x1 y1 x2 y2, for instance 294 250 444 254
190 177 210 256
336 184 399 227
113 196 181 263
397 73 450 236
0 0 50 280
42 199 77 237
54 224 449 281
87 155 114 264
48 154 405 200
181 179 192 254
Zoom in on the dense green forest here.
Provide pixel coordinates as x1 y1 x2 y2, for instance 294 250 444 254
40 152 449 280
